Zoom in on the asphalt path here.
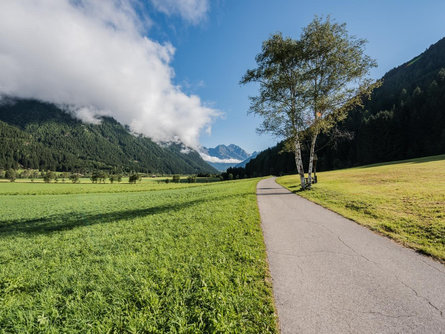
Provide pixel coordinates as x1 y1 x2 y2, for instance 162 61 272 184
257 178 445 334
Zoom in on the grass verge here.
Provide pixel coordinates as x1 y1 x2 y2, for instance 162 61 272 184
276 155 445 262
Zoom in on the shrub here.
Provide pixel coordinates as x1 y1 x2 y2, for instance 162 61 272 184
43 171 55 183
69 173 80 183
129 172 141 184
90 171 99 183
5 169 16 182
187 175 196 183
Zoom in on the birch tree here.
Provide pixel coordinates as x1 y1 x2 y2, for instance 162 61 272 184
242 16 379 189
300 16 379 186
240 33 309 188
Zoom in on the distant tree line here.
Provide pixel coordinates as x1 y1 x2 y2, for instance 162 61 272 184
0 169 141 184
0 169 80 183
0 168 222 185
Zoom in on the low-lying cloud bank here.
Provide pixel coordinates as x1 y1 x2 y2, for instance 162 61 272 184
0 0 216 148
199 153 243 164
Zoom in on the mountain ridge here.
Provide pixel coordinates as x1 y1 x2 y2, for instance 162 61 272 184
200 144 252 171
0 99 217 174
201 144 250 162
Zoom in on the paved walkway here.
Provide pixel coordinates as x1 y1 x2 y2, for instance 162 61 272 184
257 178 445 334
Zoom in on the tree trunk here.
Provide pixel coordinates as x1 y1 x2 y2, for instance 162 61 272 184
294 137 306 189
307 132 318 188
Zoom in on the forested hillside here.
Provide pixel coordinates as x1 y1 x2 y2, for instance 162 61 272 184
236 37 445 176
0 99 216 174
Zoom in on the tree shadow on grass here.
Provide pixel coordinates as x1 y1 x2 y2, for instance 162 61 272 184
256 192 295 196
280 185 307 193
0 192 249 237
292 188 309 193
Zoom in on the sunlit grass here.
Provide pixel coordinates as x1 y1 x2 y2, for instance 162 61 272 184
277 154 445 261
0 177 217 196
0 179 276 333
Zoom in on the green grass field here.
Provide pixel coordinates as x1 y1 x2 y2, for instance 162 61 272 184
277 155 445 262
0 179 277 333
0 178 202 196
0 176 221 196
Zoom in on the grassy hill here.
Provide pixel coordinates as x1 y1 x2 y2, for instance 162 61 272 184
277 155 445 261
0 99 217 174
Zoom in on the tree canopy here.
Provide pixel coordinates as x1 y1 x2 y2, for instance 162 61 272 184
242 16 378 188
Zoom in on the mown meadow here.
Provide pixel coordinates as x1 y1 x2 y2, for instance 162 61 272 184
0 177 206 196
0 179 277 333
277 154 445 261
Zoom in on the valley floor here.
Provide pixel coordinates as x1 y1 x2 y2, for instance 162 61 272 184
0 178 277 332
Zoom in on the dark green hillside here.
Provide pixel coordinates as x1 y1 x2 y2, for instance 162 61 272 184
0 120 81 171
322 36 445 170
0 99 216 174
235 37 445 177
244 142 295 177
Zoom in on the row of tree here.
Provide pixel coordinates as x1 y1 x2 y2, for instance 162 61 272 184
1 169 82 183
0 169 219 184
0 169 144 184
164 175 197 183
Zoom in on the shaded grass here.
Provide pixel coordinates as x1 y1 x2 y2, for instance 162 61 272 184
277 154 445 262
0 179 277 333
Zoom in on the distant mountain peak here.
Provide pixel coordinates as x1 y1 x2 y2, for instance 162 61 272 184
201 144 250 162
200 144 253 171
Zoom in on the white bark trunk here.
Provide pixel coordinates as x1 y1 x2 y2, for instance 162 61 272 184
294 138 306 189
307 133 318 188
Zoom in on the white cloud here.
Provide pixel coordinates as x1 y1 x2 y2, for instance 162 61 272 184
0 0 217 148
199 153 242 164
150 0 209 24
66 106 106 125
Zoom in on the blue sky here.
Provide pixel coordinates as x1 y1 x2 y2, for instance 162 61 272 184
1 1 444 155
146 0 445 153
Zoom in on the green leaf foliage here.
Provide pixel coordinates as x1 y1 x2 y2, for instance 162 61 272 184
241 16 378 188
